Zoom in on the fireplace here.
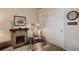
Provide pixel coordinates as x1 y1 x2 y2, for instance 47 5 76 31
16 36 25 45
10 28 29 49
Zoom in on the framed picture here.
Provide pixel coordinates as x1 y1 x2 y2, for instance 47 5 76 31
68 22 77 25
14 16 26 26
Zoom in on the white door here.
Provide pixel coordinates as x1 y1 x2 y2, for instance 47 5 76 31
56 9 64 48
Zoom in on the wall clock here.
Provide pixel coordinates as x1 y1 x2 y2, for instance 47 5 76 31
67 11 79 20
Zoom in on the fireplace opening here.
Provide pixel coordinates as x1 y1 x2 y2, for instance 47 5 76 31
16 36 25 45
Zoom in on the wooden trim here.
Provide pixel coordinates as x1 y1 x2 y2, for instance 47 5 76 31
0 40 12 50
10 28 29 32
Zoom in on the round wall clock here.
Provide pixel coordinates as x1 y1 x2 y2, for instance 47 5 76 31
67 11 79 20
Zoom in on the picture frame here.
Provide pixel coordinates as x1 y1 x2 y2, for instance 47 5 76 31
14 16 26 26
68 22 77 25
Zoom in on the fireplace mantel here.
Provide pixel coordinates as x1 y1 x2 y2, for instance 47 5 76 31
10 28 29 32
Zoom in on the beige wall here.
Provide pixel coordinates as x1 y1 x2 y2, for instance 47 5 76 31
0 8 38 42
64 8 79 50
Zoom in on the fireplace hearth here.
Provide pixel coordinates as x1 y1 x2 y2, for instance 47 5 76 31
10 28 29 49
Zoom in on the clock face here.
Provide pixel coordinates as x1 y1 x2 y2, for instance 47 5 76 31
67 11 79 20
